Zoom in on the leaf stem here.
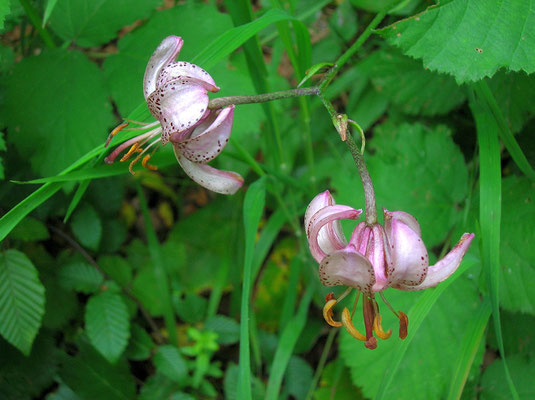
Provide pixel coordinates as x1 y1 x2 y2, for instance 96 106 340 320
208 87 319 109
19 0 56 49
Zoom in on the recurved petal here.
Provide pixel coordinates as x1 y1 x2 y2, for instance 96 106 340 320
144 36 183 99
175 106 234 163
304 191 334 232
401 233 475 291
157 61 219 92
370 225 388 292
319 245 375 294
147 77 211 144
384 209 422 238
174 150 243 195
388 217 429 288
307 205 361 263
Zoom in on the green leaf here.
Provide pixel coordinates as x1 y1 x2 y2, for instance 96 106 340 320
138 373 178 400
359 47 466 116
131 266 165 316
205 315 240 345
0 1 10 30
224 363 265 400
481 355 535 400
98 255 132 288
377 0 535 83
70 204 102 251
284 356 313 400
3 49 114 176
173 293 207 324
8 216 49 241
48 0 160 47
59 261 103 293
125 323 154 361
42 0 58 27
153 345 188 383
60 339 136 400
499 176 535 313
0 249 45 355
0 131 5 179
85 292 130 363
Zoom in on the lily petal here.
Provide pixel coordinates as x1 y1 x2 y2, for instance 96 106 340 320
147 77 211 144
304 190 333 232
402 233 475 290
384 209 422 237
157 61 219 92
370 225 388 292
175 106 234 163
319 245 375 294
143 36 183 99
388 217 429 288
174 150 243 195
307 205 361 263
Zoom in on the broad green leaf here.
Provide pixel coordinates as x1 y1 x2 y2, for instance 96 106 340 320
8 216 49 241
350 0 421 15
341 273 480 399
85 292 130 363
0 249 45 355
153 345 188 383
125 323 154 361
60 339 136 400
46 384 82 400
359 47 466 116
138 373 178 400
132 266 164 316
48 0 160 47
487 311 535 357
314 361 364 400
70 204 102 251
173 293 207 324
103 3 233 115
377 0 535 83
42 0 58 26
481 355 535 400
332 122 469 248
0 1 9 29
3 49 114 176
205 315 240 345
98 255 132 288
348 84 389 131
284 356 313 400
59 261 103 294
499 176 535 314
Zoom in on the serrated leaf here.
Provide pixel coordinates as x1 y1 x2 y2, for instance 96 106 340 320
3 49 114 176
173 293 207 323
98 255 132 288
48 0 161 47
59 261 103 293
359 47 466 116
138 373 177 400
499 176 535 314
125 323 154 361
8 216 49 241
204 315 240 345
153 345 188 383
377 0 535 83
60 339 135 400
0 249 45 355
481 355 535 400
285 356 313 400
85 292 130 363
70 204 102 251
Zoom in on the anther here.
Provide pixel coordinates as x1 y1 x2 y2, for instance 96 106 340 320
373 314 392 340
323 300 342 327
142 155 158 171
341 307 366 341
105 122 129 147
398 311 408 340
120 143 141 162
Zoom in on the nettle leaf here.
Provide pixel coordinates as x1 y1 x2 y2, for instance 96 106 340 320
340 275 480 399
85 291 130 363
377 0 535 83
359 47 466 116
499 176 535 314
3 49 114 176
480 355 535 400
153 345 188 383
48 0 161 47
60 339 136 400
103 3 233 115
59 261 103 294
70 204 102 251
332 122 469 248
0 250 45 355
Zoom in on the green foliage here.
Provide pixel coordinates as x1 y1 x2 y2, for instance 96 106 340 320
125 323 154 361
0 249 45 355
153 345 189 383
481 355 535 400
70 204 102 251
85 291 130 363
205 315 240 345
378 0 535 83
59 261 103 293
8 216 49 241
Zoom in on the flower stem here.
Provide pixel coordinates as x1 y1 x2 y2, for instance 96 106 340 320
208 87 320 109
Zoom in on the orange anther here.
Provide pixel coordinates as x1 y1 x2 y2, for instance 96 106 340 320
120 143 140 162
105 122 129 147
142 155 158 171
398 311 408 340
341 307 366 341
373 314 392 340
323 299 342 328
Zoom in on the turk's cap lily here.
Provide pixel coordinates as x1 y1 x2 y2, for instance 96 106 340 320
305 190 474 348
104 36 243 195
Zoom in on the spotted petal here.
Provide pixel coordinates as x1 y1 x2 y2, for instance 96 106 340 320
147 77 212 144
304 191 334 232
175 106 234 163
157 61 218 92
319 245 375 294
307 205 361 263
384 209 422 237
143 36 183 99
402 233 475 291
388 217 429 288
174 150 243 195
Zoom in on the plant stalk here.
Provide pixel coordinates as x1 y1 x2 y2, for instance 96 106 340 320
208 87 319 109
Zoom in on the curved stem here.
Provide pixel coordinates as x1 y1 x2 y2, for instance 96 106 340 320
208 87 319 109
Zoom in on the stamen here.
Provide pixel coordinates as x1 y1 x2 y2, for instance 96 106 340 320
379 292 400 318
142 155 158 171
124 119 160 127
323 300 342 328
105 122 129 147
128 138 161 174
373 314 392 340
398 311 409 340
120 143 141 162
350 291 361 318
341 308 366 341
365 337 377 350
104 129 158 164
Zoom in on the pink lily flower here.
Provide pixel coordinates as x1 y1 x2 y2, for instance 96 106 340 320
305 190 474 349
105 36 243 195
